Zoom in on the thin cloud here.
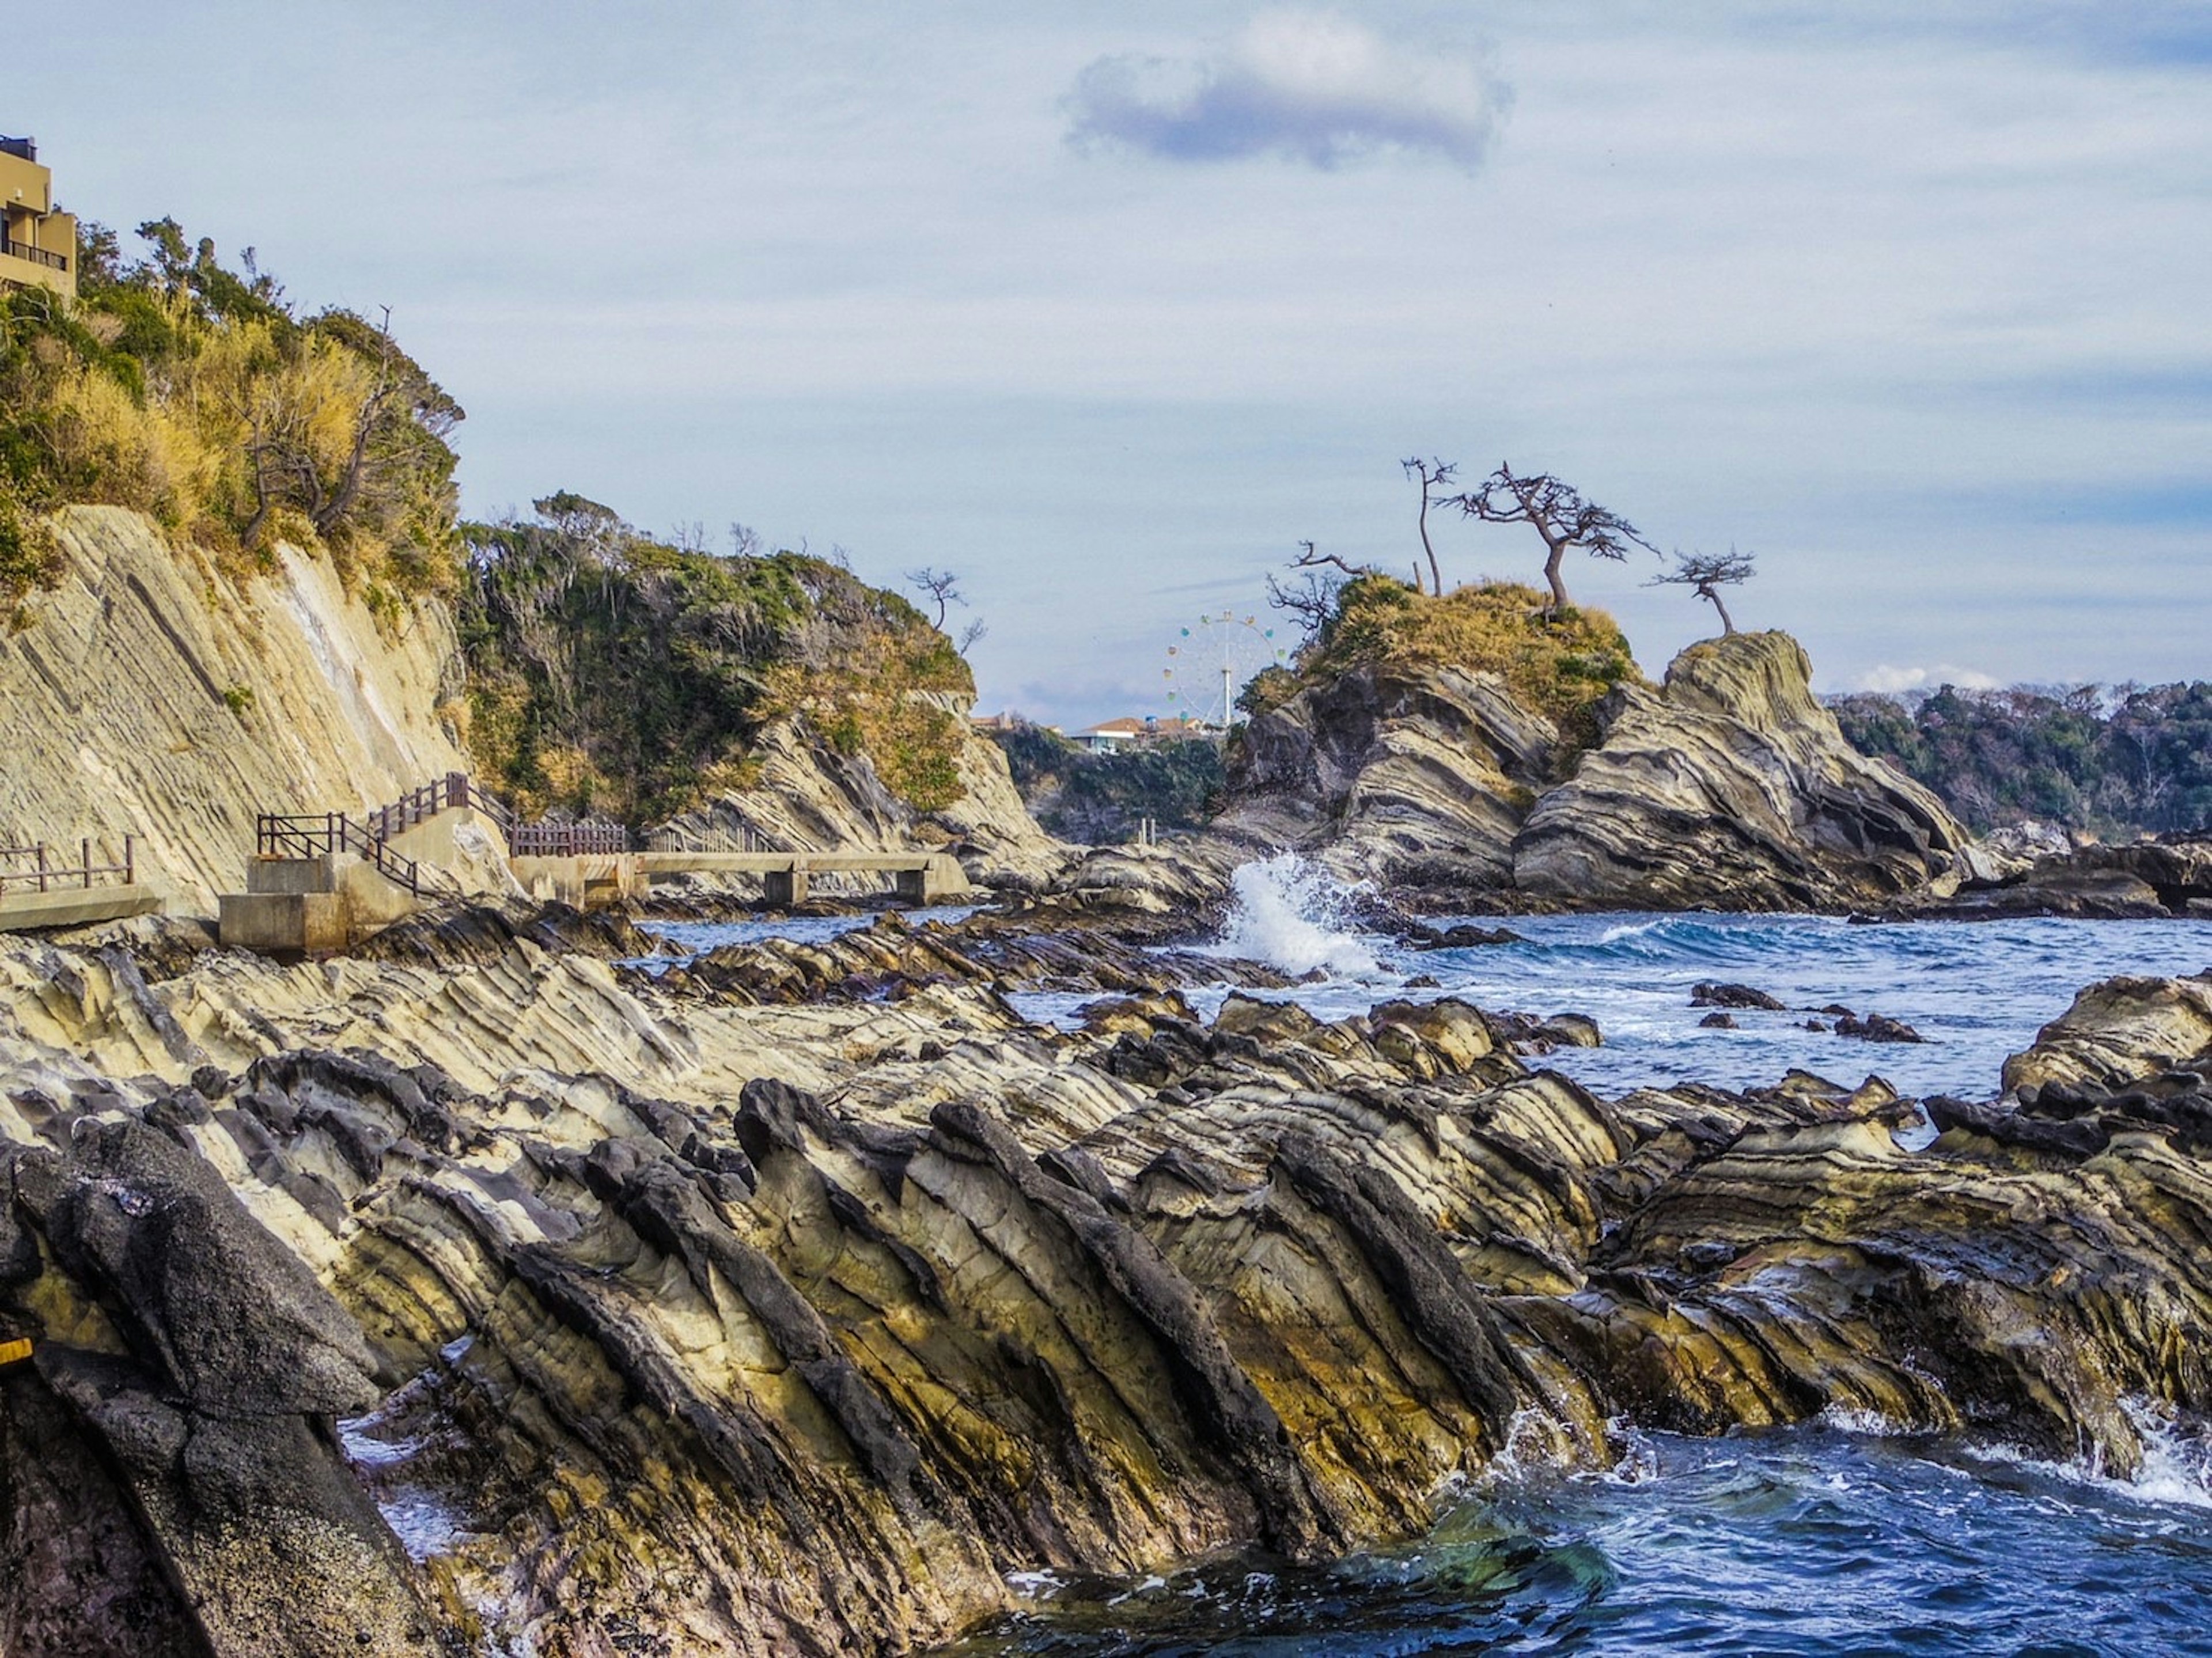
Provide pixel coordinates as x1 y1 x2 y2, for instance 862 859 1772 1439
1852 663 2005 695
1064 10 1509 171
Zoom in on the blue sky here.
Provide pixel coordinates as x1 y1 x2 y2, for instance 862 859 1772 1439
25 2 2212 723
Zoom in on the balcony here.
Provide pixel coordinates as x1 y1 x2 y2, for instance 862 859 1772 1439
2 240 66 271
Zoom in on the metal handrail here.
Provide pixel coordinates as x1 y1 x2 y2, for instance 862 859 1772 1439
254 813 422 896
255 773 633 898
0 836 137 895
2 241 67 272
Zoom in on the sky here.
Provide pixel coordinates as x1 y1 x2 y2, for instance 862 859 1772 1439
22 2 2212 727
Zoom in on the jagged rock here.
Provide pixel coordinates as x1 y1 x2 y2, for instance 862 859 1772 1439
1692 981 1786 1011
1834 1011 1925 1044
1513 632 1969 910
2002 973 2212 1095
1217 662 1558 890
1700 1012 1738 1029
6 923 2212 1654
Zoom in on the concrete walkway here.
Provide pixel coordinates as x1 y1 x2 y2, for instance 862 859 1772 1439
0 885 161 932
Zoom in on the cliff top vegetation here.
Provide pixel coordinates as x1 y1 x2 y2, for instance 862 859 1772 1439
0 218 461 623
460 494 974 824
1250 572 1643 754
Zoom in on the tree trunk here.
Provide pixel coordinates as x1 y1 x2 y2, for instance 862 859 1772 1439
1702 583 1736 634
1416 492 1440 597
1543 541 1570 612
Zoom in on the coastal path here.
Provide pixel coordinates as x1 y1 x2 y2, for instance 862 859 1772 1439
0 836 158 932
635 849 972 905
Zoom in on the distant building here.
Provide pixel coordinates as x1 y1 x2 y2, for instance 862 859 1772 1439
1074 718 1148 754
1073 715 1214 753
0 135 75 298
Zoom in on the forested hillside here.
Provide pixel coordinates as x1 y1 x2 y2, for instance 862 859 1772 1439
459 494 975 824
1830 682 2212 837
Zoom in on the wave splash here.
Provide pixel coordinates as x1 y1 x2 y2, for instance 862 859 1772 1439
1214 853 1384 979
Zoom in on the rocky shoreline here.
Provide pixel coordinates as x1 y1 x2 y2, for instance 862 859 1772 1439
3 896 2210 1655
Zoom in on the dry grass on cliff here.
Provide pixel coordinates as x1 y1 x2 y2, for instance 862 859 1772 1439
1296 575 1645 753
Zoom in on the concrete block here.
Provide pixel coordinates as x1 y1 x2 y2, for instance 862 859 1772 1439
218 891 349 954
247 855 344 896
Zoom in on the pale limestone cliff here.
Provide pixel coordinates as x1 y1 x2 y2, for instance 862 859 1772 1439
0 508 469 911
652 696 1073 891
1512 631 1970 909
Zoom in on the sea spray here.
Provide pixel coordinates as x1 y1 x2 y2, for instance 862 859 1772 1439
1213 853 1385 978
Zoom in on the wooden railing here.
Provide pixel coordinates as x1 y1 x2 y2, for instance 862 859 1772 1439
254 813 423 896
0 836 137 896
510 820 630 856
257 773 631 895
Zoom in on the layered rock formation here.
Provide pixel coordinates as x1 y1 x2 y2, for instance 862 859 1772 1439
653 699 1073 894
0 508 469 910
1220 663 1557 890
1219 627 1969 912
5 910 2211 1654
1511 632 1970 909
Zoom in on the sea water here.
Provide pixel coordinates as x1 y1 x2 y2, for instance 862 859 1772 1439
967 855 2212 1654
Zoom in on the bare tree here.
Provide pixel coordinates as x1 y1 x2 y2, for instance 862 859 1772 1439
905 566 965 628
1400 457 1457 596
1266 541 1368 640
1450 463 1658 613
1651 548 1756 635
958 616 988 652
728 521 760 559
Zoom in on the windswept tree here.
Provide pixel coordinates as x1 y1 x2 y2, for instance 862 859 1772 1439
1400 456 1457 596
1652 548 1756 635
1451 464 1657 613
1266 540 1370 640
905 566 965 628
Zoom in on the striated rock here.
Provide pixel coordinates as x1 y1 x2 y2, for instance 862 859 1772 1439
2002 973 2212 1096
1218 662 1558 891
1513 632 1969 910
652 701 1074 894
6 922 2212 1653
0 507 470 912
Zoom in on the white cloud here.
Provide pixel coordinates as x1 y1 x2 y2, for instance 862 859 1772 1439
1853 664 2006 695
1063 10 1508 170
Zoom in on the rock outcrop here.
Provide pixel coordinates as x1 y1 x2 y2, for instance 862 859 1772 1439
7 913 2212 1654
0 509 471 912
1219 662 1558 891
649 701 1072 894
1513 632 1970 909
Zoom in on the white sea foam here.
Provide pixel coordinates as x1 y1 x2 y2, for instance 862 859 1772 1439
1961 1397 2212 1512
1212 853 1383 978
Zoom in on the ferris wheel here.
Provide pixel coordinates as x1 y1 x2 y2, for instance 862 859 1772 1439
1162 610 1286 730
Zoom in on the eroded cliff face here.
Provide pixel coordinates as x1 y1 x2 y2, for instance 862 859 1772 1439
651 696 1073 891
6 915 2212 1655
1512 632 1969 909
1215 629 1968 912
0 508 469 909
1221 663 1558 890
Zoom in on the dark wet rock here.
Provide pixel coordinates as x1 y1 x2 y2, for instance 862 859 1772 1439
1699 1012 1738 1030
1692 981 1787 1011
1834 1012 1925 1044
